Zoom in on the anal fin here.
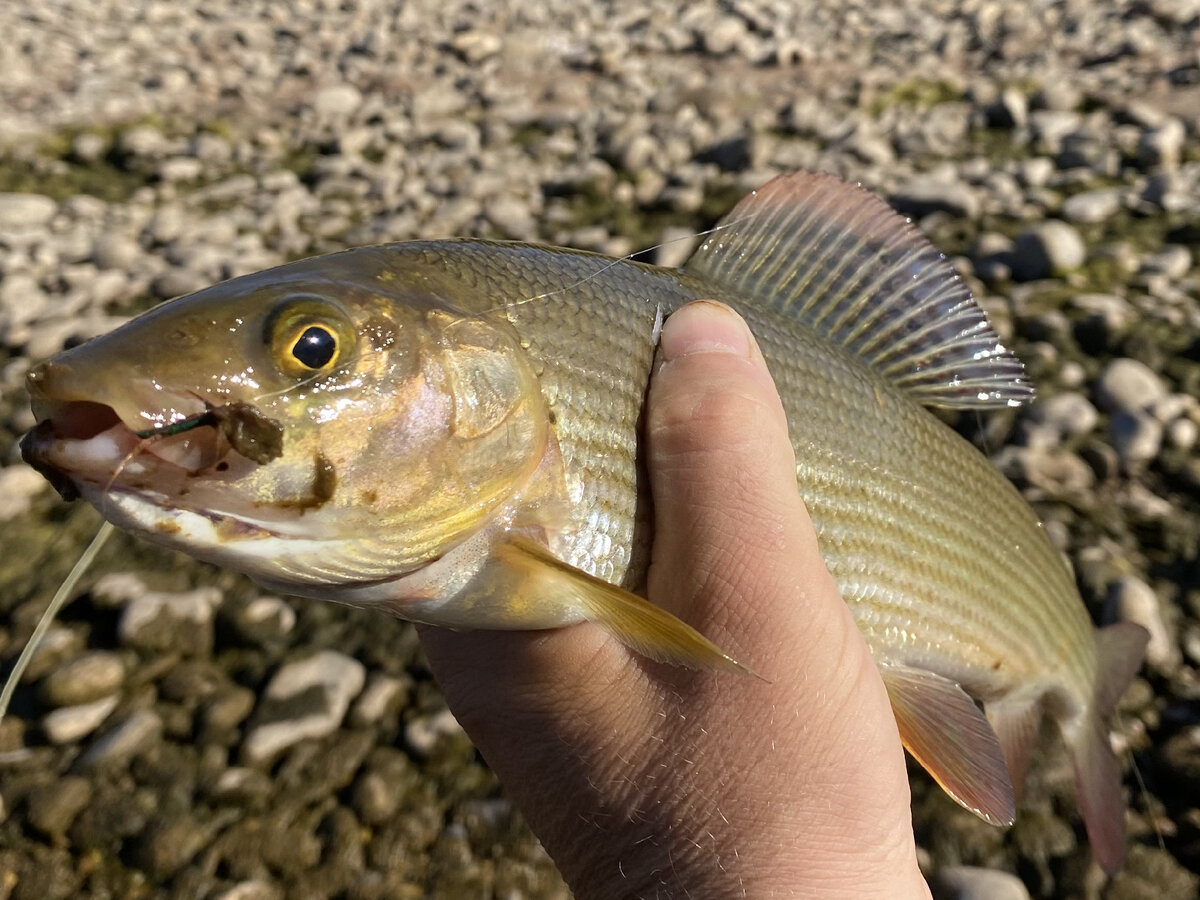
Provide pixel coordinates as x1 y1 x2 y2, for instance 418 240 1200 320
879 662 1016 826
985 694 1043 801
496 537 751 675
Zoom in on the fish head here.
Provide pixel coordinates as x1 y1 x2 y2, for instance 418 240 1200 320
21 251 553 594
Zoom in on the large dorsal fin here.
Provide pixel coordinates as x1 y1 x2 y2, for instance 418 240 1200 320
684 172 1033 409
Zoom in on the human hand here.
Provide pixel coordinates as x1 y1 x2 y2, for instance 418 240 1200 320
418 300 931 899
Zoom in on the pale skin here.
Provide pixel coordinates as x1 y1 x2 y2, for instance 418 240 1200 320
419 301 932 899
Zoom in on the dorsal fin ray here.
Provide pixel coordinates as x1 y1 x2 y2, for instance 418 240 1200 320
684 172 1033 410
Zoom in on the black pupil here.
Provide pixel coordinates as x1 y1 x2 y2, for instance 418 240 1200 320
293 326 336 369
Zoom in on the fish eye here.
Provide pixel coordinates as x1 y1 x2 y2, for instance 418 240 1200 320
291 325 338 370
266 296 356 378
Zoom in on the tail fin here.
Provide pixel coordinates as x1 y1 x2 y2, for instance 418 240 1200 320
1065 622 1148 874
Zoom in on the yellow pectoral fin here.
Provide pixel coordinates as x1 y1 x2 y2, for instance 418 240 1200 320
496 538 752 675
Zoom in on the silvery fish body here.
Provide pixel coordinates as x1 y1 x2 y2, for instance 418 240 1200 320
20 173 1146 872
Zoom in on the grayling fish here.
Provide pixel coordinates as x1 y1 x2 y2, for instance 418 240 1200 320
20 172 1147 872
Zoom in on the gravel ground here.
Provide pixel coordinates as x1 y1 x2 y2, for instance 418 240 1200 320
0 1 1199 898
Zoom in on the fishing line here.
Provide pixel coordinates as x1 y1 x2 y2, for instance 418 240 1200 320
0 521 116 724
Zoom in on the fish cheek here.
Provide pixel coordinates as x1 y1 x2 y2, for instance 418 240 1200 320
439 329 548 495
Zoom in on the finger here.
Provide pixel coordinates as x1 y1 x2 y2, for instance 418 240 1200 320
645 300 859 682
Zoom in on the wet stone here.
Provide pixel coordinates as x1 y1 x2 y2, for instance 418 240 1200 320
39 651 125 708
26 776 93 839
241 651 365 763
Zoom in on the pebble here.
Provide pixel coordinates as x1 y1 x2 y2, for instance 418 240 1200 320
26 776 93 839
118 586 221 654
241 651 365 763
1109 574 1174 674
77 709 163 769
1094 358 1168 414
1027 392 1098 441
404 707 465 759
1011 220 1086 280
349 673 408 728
229 596 296 646
41 695 120 745
0 193 57 229
1060 188 1122 223
890 175 979 219
313 83 363 118
933 866 1031 900
1110 411 1164 468
1139 119 1186 170
214 882 285 900
39 651 125 708
0 464 47 521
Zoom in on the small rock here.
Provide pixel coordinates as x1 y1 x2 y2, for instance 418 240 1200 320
71 132 108 162
135 815 209 879
404 707 464 759
1028 392 1098 440
1110 411 1163 468
229 596 296 646
890 175 979 219
209 767 274 806
313 84 363 118
1141 245 1192 280
40 651 125 708
1012 220 1086 280
1015 157 1055 188
352 770 401 826
1138 119 1186 170
26 777 93 839
1094 358 1167 414
933 865 1031 900
1060 188 1122 224
215 882 285 900
0 193 56 229
158 157 204 182
1167 417 1198 451
41 695 120 745
201 685 257 736
349 674 408 728
241 651 365 763
985 88 1027 129
450 30 502 63
702 16 749 56
0 464 48 521
1109 575 1174 674
118 586 221 654
78 709 162 769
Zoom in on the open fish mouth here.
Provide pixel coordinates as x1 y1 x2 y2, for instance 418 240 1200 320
20 400 228 500
20 398 283 502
